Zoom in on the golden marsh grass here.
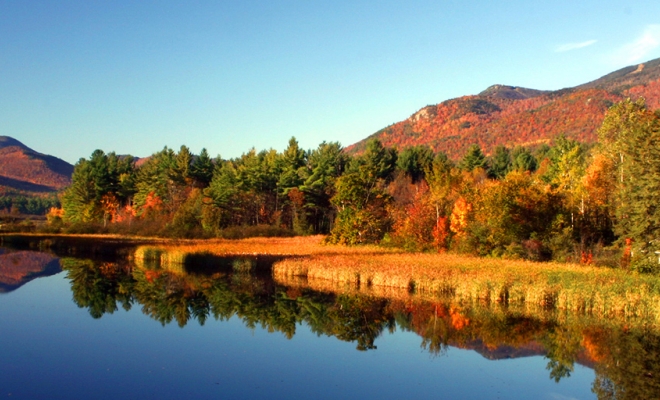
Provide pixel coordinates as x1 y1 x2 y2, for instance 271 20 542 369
131 236 660 322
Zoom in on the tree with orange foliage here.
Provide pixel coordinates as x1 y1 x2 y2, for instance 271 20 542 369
388 181 437 251
426 153 460 251
287 187 309 234
100 193 120 227
449 196 472 237
579 153 616 245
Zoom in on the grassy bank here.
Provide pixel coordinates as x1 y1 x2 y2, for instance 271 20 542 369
273 252 660 320
127 236 660 321
7 233 658 321
133 235 392 257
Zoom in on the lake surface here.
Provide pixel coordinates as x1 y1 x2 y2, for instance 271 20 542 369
0 237 658 399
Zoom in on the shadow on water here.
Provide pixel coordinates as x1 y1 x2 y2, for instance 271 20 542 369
0 234 151 261
182 254 291 276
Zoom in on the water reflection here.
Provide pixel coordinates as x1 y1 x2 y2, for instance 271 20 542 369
3 242 660 398
0 250 61 293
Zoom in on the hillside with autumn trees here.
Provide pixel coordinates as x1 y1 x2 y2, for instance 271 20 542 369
348 57 660 159
0 136 73 192
0 136 71 216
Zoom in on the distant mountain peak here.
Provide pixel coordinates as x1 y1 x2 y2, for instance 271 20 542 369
0 136 73 193
0 136 29 150
578 56 660 91
478 85 548 100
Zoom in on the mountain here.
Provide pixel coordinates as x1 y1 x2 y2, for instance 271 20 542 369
478 85 549 100
348 57 660 158
0 136 73 194
578 57 660 91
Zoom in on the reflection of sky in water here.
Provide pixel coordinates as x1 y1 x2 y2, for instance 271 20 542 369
0 272 595 399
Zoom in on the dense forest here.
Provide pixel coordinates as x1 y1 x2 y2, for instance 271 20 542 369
0 194 59 216
49 99 660 272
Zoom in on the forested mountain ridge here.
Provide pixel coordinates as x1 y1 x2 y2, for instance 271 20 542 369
348 57 660 158
0 136 73 193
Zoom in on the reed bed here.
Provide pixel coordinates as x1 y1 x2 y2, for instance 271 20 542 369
133 235 394 257
273 252 660 321
130 235 660 322
274 272 660 334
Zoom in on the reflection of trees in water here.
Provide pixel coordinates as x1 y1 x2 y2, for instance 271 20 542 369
543 325 583 382
63 258 660 396
328 295 393 351
62 258 134 318
132 266 200 327
590 328 660 399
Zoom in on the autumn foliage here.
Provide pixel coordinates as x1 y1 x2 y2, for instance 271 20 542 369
41 76 660 274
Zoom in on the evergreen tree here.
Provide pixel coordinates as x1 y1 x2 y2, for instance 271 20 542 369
62 157 98 223
459 144 488 172
62 150 136 224
489 145 511 179
328 139 396 244
598 98 660 272
173 145 192 185
356 139 398 182
300 141 348 233
511 146 538 173
233 149 277 225
396 145 434 183
190 148 215 187
205 161 242 227
133 147 176 212
278 137 306 195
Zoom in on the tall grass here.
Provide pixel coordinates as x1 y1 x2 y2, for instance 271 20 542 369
272 251 660 322
132 235 395 258
128 236 660 322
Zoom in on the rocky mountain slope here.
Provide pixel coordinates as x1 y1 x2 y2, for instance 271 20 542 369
349 57 660 158
0 136 73 194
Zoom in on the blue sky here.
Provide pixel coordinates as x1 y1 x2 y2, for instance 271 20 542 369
1 1 660 164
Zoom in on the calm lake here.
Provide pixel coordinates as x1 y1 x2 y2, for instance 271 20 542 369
0 236 658 399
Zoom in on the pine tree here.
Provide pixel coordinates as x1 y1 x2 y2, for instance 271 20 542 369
598 99 660 272
397 145 434 183
190 148 214 187
278 137 306 195
300 141 347 233
328 139 396 244
459 144 488 172
511 146 537 173
62 150 137 224
489 145 511 179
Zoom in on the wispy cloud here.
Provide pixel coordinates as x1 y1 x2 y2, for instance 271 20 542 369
555 40 597 53
612 24 660 64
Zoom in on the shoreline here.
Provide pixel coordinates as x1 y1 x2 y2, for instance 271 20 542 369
3 233 659 322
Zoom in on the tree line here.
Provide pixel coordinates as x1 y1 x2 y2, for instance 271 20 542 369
52 98 660 272
0 195 59 216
